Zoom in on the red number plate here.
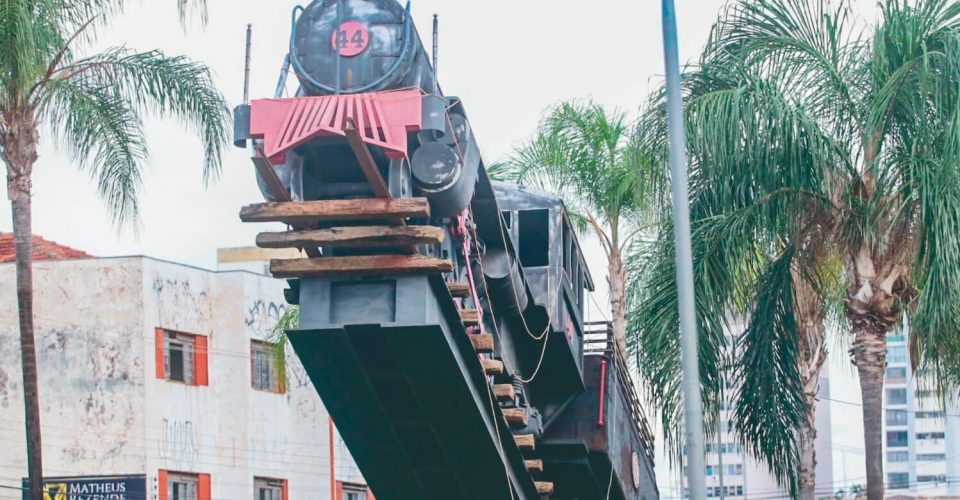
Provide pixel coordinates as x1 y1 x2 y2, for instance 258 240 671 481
331 21 370 57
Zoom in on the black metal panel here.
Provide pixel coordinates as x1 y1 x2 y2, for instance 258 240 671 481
541 326 658 500
292 274 541 500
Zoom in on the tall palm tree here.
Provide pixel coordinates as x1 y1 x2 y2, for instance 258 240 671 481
633 1 960 498
504 101 663 350
632 60 838 498
0 1 227 498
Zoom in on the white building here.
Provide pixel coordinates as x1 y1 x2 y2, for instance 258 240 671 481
0 236 369 500
883 327 960 499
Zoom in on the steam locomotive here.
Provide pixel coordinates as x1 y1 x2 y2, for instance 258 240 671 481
235 1 658 498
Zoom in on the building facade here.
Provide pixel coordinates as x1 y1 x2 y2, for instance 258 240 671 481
0 250 367 499
883 327 960 499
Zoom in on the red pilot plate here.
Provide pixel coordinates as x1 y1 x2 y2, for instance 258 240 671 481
331 21 370 57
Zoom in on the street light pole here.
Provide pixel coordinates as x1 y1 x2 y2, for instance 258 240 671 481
660 1 707 499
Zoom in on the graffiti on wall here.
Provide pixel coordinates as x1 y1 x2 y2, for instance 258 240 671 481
158 419 198 469
244 300 287 338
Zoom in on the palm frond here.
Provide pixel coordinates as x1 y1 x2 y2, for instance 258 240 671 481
506 100 665 251
46 47 229 186
266 305 300 391
732 248 806 496
177 0 209 27
44 78 147 227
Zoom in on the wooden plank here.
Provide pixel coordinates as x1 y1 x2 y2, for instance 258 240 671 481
447 282 472 299
257 225 444 249
460 309 480 327
502 408 528 426
470 334 494 353
524 459 543 473
252 148 291 203
344 119 391 198
240 198 430 224
251 148 324 257
481 359 504 376
492 384 516 401
535 482 554 495
514 434 535 450
270 255 452 279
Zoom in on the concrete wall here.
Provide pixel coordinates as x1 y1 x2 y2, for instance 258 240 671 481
0 256 362 499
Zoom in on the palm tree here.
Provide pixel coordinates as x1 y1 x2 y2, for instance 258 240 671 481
504 101 663 350
632 61 837 498
633 1 960 498
0 1 227 498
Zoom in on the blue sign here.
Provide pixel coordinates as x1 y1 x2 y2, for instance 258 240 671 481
22 475 147 500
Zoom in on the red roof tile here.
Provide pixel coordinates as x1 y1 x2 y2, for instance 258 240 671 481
0 233 93 263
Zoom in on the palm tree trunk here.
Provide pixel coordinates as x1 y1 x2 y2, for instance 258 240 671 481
3 111 43 500
850 326 886 500
798 417 817 500
794 274 827 500
846 255 902 500
608 250 627 352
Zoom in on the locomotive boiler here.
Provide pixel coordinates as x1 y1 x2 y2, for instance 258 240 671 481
234 1 658 498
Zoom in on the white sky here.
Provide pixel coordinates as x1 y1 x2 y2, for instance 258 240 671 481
0 0 885 495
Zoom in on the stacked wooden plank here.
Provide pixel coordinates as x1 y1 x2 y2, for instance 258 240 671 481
239 197 451 278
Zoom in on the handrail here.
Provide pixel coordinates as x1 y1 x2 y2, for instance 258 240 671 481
583 321 656 463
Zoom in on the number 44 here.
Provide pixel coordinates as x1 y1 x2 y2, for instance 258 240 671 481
337 30 365 49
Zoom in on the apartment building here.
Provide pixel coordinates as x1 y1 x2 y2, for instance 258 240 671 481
0 234 368 499
883 327 960 498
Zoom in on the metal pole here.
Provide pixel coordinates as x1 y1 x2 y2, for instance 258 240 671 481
660 1 706 500
335 0 344 95
432 14 439 74
243 24 252 105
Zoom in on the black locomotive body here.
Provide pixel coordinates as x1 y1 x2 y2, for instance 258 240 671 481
234 1 658 498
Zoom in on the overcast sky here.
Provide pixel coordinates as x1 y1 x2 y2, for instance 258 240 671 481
0 0 886 494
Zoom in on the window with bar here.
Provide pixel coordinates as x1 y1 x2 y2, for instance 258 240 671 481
254 477 285 500
251 341 283 393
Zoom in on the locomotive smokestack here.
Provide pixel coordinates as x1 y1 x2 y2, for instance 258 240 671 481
243 24 252 104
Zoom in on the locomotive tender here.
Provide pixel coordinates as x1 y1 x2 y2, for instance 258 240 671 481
234 1 658 498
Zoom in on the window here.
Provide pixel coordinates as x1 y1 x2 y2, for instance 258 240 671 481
917 411 943 419
888 346 907 364
171 474 197 500
706 465 714 476
726 464 743 475
517 209 549 267
886 409 908 426
885 367 906 383
918 474 946 483
887 431 909 448
254 477 286 500
886 388 907 405
251 341 283 393
888 472 909 490
159 471 210 500
917 432 945 440
887 334 905 343
887 451 909 462
917 453 946 461
155 329 208 386
336 482 369 500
